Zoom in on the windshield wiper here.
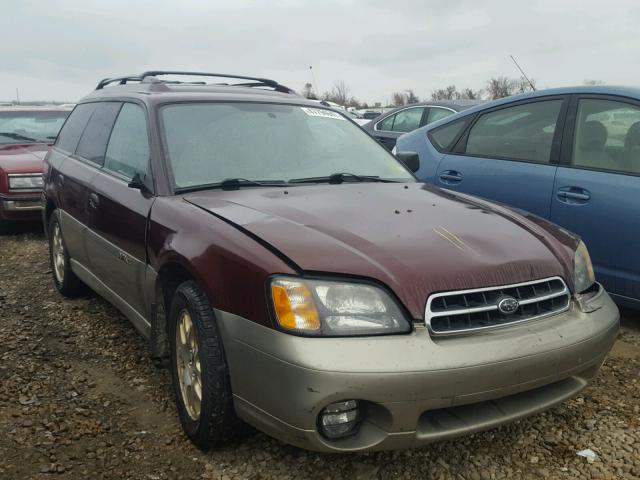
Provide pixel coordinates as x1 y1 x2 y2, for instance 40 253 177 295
288 172 398 184
175 178 289 193
0 132 39 143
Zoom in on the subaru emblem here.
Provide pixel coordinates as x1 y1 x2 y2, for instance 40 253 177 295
497 296 519 315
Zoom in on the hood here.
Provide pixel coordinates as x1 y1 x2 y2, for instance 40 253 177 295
185 183 577 319
0 143 49 173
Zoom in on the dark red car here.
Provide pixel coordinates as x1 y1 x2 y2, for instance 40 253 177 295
43 72 618 452
0 106 71 228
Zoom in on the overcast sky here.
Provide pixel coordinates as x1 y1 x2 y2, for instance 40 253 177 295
2 0 639 104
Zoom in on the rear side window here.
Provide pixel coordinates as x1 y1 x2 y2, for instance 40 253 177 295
572 98 640 175
76 102 122 166
429 117 468 151
427 107 455 124
390 107 424 133
377 114 395 131
104 103 150 180
465 100 562 163
55 103 96 153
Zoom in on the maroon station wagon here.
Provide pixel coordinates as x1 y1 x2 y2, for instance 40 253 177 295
43 71 619 452
0 106 71 228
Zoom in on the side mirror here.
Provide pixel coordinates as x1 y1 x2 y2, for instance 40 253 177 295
128 172 152 194
396 151 420 173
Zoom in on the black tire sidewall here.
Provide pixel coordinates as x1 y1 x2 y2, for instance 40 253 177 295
48 212 77 296
168 281 237 448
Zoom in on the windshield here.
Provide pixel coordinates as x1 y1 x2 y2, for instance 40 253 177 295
0 110 70 144
160 103 414 189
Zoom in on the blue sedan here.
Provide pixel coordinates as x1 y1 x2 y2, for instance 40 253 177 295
395 86 640 308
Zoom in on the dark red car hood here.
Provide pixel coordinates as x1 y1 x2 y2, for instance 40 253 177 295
0 143 49 173
185 183 577 319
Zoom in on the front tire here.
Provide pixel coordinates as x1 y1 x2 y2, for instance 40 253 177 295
169 281 242 449
48 211 86 297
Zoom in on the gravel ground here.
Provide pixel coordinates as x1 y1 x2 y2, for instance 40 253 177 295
1 228 639 480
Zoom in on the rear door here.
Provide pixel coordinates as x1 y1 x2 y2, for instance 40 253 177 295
53 102 120 267
551 95 640 304
433 96 568 219
86 102 155 318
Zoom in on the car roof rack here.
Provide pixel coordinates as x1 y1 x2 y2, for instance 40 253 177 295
95 71 295 93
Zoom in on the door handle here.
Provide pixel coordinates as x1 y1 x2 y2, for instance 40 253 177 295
88 192 100 209
556 187 591 204
439 170 463 184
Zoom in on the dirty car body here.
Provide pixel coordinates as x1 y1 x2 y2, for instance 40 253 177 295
0 107 71 225
43 72 618 452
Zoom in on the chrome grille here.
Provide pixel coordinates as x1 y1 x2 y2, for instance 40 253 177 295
425 277 570 335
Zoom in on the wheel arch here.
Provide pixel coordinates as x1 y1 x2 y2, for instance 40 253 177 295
151 255 213 359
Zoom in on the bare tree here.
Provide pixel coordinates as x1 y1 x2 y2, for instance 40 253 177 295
301 82 317 100
391 92 406 106
584 79 605 85
513 77 536 94
390 89 421 107
322 80 351 106
405 89 420 104
431 85 459 100
459 88 483 100
485 77 515 100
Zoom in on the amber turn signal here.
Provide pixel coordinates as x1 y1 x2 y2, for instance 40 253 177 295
271 279 321 333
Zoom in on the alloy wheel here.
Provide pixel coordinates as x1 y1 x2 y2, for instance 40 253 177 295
52 223 66 284
175 309 202 421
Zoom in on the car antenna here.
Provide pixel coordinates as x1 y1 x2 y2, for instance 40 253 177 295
510 55 536 91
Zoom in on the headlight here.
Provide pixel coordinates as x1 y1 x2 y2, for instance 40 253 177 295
8 174 43 191
574 240 595 293
391 146 397 155
270 277 411 336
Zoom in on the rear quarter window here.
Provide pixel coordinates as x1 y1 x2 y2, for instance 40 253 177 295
75 102 122 166
428 117 468 151
55 103 97 153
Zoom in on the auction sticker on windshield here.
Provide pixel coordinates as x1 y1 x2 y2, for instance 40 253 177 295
300 107 345 120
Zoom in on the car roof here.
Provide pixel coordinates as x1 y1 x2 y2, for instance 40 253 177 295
453 85 640 117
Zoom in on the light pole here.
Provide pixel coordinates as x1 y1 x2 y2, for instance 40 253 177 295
309 66 319 96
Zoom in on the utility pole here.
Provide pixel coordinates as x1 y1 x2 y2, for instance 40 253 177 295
16 88 20 105
309 66 319 96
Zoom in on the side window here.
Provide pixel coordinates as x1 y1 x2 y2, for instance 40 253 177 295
55 103 96 153
573 98 640 175
377 114 395 131
429 117 468 151
427 107 455 124
104 103 150 180
391 107 425 133
75 102 122 166
465 100 562 162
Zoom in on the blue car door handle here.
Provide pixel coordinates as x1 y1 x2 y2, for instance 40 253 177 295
557 187 591 204
439 170 463 184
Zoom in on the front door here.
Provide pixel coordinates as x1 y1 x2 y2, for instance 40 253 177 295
551 96 640 304
434 97 567 219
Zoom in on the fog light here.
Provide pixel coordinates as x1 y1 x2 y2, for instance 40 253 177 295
319 400 361 439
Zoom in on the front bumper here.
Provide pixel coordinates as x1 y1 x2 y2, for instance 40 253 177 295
216 285 619 452
0 194 42 222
